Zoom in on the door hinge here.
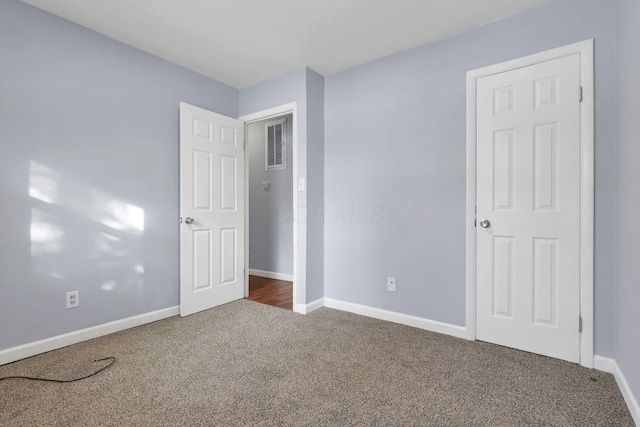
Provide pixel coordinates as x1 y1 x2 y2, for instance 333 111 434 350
578 86 583 103
474 205 477 227
579 316 583 333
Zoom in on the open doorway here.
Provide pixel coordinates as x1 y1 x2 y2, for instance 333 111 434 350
245 114 294 310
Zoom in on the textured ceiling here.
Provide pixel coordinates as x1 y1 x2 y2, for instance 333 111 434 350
21 0 550 88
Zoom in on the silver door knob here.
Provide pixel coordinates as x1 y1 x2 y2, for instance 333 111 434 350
479 219 491 229
185 217 195 225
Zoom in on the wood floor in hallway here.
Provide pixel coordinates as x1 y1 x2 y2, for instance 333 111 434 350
247 275 293 311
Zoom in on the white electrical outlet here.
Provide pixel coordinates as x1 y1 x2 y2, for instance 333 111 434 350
66 290 79 309
387 277 396 292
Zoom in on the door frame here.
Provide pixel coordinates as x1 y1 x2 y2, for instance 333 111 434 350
465 40 595 367
239 103 299 312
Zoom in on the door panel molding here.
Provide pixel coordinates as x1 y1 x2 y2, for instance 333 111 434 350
180 102 245 317
466 40 594 367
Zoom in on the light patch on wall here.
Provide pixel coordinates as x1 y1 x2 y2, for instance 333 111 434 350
101 280 116 291
134 263 144 274
29 161 145 235
29 162 59 204
30 210 64 255
28 160 146 294
101 201 145 234
29 208 66 281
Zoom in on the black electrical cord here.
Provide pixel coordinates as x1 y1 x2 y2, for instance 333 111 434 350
0 357 116 383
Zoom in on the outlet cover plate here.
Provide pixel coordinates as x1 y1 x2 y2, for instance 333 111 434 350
66 290 79 309
387 277 396 292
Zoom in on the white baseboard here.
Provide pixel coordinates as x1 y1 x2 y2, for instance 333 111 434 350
323 298 467 339
0 306 179 366
593 355 615 373
594 356 640 425
295 298 325 314
613 360 640 426
248 269 293 282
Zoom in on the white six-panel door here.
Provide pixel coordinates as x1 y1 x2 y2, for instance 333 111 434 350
180 103 245 317
476 54 581 362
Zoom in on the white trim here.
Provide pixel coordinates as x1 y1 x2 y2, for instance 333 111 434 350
593 355 615 373
239 103 297 123
577 40 595 369
613 361 640 426
324 298 467 339
588 356 640 424
295 298 325 314
465 39 595 367
0 306 179 366
240 103 300 313
465 70 478 342
248 269 293 282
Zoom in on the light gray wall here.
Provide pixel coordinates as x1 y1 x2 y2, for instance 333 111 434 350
240 67 325 305
240 68 308 305
324 0 617 356
0 0 238 350
615 0 640 408
248 115 293 275
305 69 325 303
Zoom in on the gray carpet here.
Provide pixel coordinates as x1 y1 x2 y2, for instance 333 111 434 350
0 300 634 426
